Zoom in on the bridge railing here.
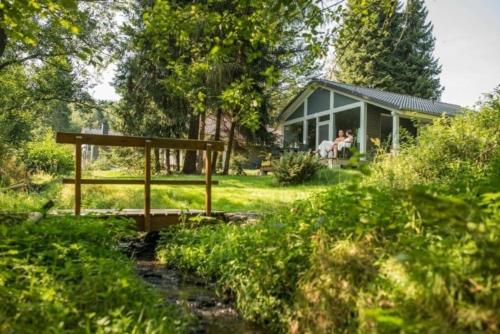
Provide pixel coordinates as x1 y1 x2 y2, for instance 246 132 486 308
56 132 225 231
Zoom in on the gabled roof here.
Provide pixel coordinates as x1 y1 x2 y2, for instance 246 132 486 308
280 78 462 121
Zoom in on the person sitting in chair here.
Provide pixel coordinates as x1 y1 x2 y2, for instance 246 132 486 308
333 129 354 158
317 130 345 158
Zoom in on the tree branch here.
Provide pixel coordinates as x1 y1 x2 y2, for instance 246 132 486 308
0 51 73 71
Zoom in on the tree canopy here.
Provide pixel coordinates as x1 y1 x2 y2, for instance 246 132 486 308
332 0 442 99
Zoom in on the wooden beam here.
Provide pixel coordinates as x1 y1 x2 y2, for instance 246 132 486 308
62 178 219 185
56 132 225 151
75 136 82 216
144 140 151 232
205 144 212 216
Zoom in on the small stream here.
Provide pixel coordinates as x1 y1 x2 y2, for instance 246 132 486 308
126 233 261 334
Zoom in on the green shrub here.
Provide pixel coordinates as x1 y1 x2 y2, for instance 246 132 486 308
25 132 73 174
0 153 27 187
157 183 499 333
155 98 500 333
0 216 183 333
272 152 323 185
230 154 249 175
369 105 500 191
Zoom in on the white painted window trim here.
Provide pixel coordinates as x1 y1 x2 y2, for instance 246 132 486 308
317 121 330 148
391 111 400 153
303 97 308 144
283 87 374 151
330 90 334 140
359 102 367 157
284 118 305 126
333 102 362 113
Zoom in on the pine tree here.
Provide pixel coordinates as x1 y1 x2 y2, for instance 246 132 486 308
394 0 442 99
332 0 401 90
332 0 443 99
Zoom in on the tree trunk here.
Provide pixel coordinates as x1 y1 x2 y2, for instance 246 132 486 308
196 112 206 173
165 149 171 174
175 150 180 172
154 148 161 174
182 113 200 174
222 119 236 175
0 11 6 59
211 108 222 173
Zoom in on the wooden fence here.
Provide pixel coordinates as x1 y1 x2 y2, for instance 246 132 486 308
56 132 225 231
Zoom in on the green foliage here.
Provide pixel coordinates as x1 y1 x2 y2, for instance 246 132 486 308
230 154 249 175
0 0 81 53
157 182 500 333
87 147 145 173
0 217 182 333
53 171 352 214
25 132 73 174
157 207 314 331
272 152 324 185
0 155 26 187
155 100 500 333
369 106 500 191
333 0 442 99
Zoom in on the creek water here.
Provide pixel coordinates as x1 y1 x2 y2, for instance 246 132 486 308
129 233 261 334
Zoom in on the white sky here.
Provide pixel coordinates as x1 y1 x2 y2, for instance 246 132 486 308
425 0 500 107
90 0 500 107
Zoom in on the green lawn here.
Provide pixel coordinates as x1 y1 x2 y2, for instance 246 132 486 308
1 169 356 214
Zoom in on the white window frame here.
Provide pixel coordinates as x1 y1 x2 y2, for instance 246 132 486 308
282 88 366 151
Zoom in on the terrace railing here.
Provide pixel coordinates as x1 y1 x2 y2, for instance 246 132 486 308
56 132 225 231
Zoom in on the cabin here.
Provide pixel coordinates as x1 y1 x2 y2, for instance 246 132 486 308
277 79 461 156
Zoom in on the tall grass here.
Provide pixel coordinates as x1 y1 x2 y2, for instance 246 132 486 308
0 216 184 333
155 105 500 332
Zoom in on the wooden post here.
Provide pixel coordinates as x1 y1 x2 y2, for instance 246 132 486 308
205 143 212 216
391 111 400 154
144 140 152 231
75 136 82 216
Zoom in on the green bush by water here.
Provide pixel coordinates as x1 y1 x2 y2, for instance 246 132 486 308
0 217 183 333
156 102 500 332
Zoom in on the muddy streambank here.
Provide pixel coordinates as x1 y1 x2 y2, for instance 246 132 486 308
122 232 262 334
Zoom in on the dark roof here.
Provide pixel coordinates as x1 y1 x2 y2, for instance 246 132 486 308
280 79 462 120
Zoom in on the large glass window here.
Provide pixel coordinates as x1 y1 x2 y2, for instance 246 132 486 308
307 88 330 115
318 123 330 143
334 92 358 108
306 118 316 149
284 121 304 148
334 107 360 140
318 114 330 122
286 103 304 121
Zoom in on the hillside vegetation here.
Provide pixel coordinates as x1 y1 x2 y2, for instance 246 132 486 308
156 93 500 333
0 217 184 333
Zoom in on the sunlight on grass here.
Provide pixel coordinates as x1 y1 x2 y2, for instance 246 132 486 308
55 169 357 213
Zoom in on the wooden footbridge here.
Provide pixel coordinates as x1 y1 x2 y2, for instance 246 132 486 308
56 132 225 232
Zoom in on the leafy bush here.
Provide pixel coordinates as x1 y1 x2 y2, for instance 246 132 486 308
155 99 500 333
272 151 323 185
25 132 73 174
369 106 500 191
157 182 499 333
0 154 27 187
230 154 249 175
89 147 145 172
0 217 183 333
